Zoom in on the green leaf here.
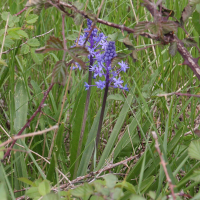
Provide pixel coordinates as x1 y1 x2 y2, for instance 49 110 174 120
21 44 30 54
191 169 200 182
111 53 127 68
71 183 94 199
107 94 124 102
196 3 200 13
161 21 178 34
116 181 136 194
16 30 29 38
69 46 89 57
77 106 108 176
3 36 14 48
190 0 200 6
0 59 7 66
18 177 36 187
147 22 160 34
130 194 146 200
133 21 149 35
0 183 7 200
181 4 196 24
42 193 60 200
0 141 4 160
107 32 124 41
1 12 10 21
66 32 79 40
70 86 87 178
103 174 118 189
123 36 135 50
14 78 28 133
26 187 41 199
26 14 38 24
31 48 44 64
74 13 84 25
169 42 177 57
38 180 51 196
188 139 200 160
192 11 200 34
53 61 67 84
35 36 63 53
27 38 40 47
97 90 135 170
182 38 197 47
1 12 19 27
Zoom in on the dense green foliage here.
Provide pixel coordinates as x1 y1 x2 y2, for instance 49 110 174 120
1 0 200 199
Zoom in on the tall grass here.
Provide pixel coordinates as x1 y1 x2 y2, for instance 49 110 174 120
0 0 200 199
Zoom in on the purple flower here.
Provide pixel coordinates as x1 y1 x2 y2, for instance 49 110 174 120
103 41 117 61
113 77 123 88
118 61 129 72
84 82 90 90
95 80 105 89
123 84 129 91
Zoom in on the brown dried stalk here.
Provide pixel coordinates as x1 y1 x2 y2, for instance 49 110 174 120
152 131 176 200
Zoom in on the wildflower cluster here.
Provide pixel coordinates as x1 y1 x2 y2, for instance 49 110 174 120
73 19 129 91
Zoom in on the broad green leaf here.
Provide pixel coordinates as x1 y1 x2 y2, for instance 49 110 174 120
35 36 63 53
188 139 200 160
103 174 118 188
123 36 135 50
27 38 40 47
42 193 59 200
0 59 7 66
190 0 200 5
0 183 7 200
107 94 124 102
192 11 200 34
196 3 200 13
71 183 93 199
130 194 146 200
191 169 200 182
21 44 30 54
1 12 10 21
116 181 137 194
111 53 127 67
26 187 41 199
181 4 196 24
108 32 124 41
38 180 51 196
1 12 19 27
77 106 108 176
16 30 29 38
26 14 38 24
133 21 150 35
2 36 15 48
69 46 89 56
70 86 87 178
14 78 28 133
182 38 197 47
66 32 79 40
146 22 160 34
169 42 177 57
31 48 44 64
18 177 36 187
97 89 135 170
161 21 178 34
90 196 104 200
74 13 84 25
